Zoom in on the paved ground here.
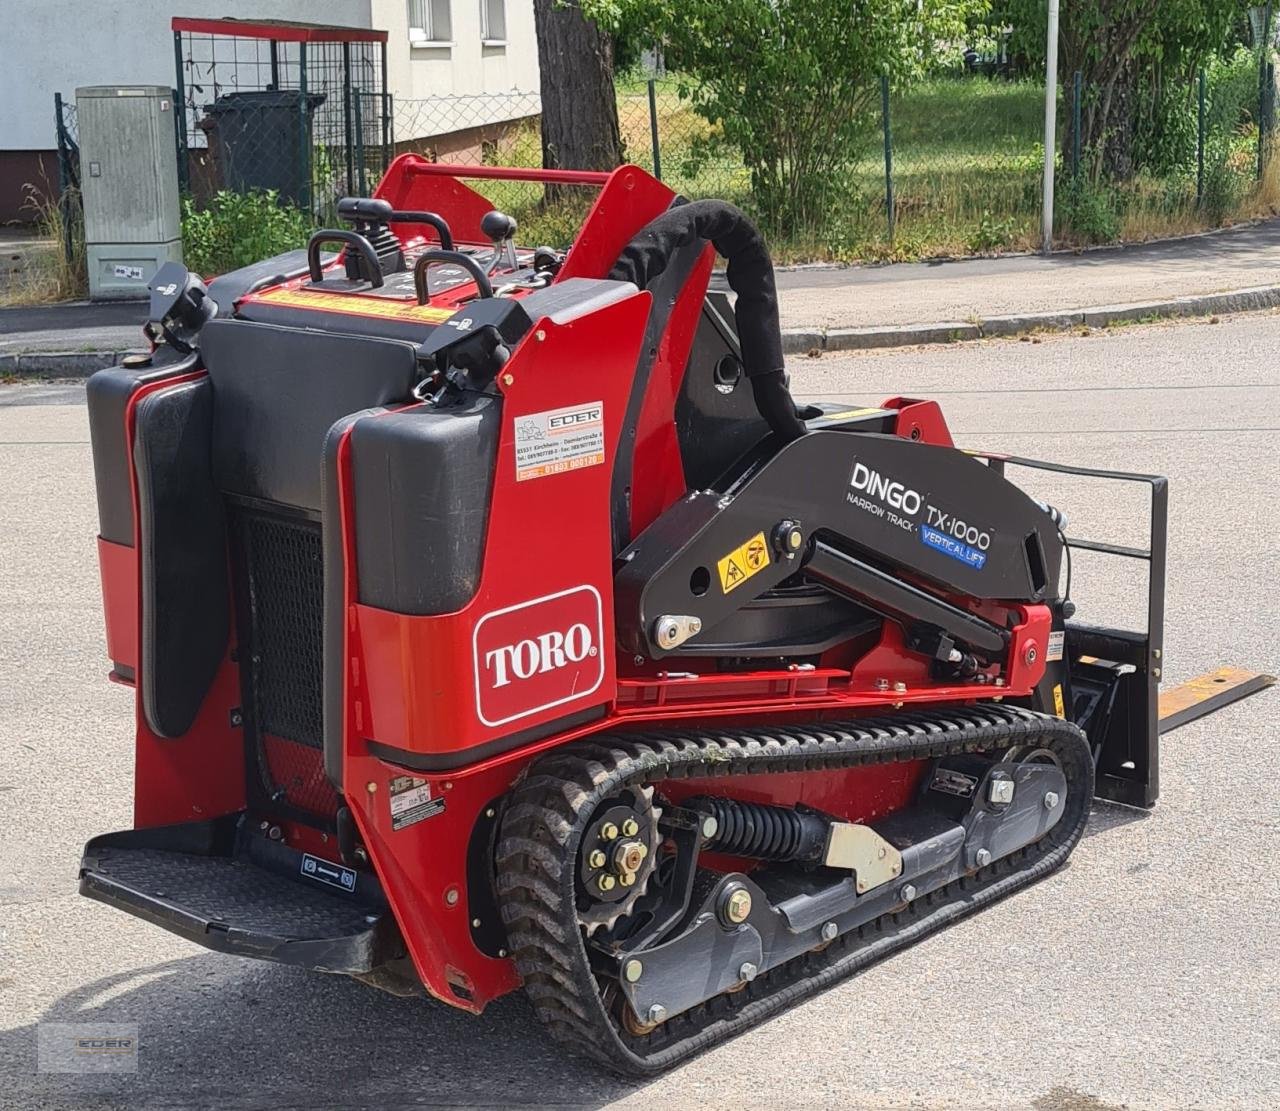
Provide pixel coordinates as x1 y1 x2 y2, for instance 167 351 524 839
0 313 1277 1109
771 218 1280 331
0 300 144 356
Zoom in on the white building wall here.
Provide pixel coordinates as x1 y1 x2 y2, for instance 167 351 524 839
0 0 373 151
372 0 540 137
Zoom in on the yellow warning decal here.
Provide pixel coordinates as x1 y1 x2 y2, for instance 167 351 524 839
814 407 887 423
1052 683 1066 719
717 531 771 594
250 286 456 324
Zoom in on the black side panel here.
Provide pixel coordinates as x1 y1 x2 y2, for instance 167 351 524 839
132 379 229 738
610 235 705 553
321 408 387 789
349 395 501 615
206 249 332 316
201 318 417 511
674 290 771 491
86 349 201 546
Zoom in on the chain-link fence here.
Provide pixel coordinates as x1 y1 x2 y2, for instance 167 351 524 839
173 19 391 224
52 93 83 267
38 44 1280 285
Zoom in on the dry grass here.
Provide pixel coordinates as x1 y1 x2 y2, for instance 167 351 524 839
0 182 87 306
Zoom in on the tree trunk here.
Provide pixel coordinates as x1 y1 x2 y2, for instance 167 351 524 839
534 0 623 175
1098 64 1136 180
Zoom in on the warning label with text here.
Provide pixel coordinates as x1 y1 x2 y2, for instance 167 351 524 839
514 401 605 482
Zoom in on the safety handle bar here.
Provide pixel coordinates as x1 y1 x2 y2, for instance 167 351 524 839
307 230 384 288
388 210 455 251
413 249 494 305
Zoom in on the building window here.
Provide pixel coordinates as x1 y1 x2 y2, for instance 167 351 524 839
408 0 452 43
480 0 506 43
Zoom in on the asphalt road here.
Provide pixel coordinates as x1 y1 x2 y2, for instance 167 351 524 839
1 313 1277 1109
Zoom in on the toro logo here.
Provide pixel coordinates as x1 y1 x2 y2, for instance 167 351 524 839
473 585 605 727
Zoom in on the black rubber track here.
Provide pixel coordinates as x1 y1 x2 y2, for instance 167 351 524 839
495 705 1093 1075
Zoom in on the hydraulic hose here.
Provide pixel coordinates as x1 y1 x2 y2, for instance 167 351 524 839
608 200 806 442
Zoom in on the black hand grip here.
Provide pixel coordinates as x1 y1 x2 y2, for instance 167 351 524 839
413 249 494 305
306 230 384 288
337 196 394 223
388 210 455 251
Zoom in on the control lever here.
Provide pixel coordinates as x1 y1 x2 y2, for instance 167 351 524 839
480 209 519 275
144 262 216 353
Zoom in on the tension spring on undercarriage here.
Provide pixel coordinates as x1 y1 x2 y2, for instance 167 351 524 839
685 796 830 864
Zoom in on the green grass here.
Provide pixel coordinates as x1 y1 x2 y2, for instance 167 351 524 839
612 73 1270 262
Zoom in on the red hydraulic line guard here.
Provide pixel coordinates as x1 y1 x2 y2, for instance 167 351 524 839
405 163 613 186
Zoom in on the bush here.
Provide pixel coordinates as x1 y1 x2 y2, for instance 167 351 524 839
1057 176 1120 243
1134 47 1259 177
181 189 313 278
967 209 1020 252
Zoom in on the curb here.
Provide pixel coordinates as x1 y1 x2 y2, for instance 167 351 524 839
1 350 142 380
780 284 1280 355
6 283 1280 377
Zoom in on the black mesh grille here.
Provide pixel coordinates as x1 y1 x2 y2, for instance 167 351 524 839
239 511 337 821
243 514 325 747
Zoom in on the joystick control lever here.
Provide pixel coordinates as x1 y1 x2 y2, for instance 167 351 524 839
480 209 519 275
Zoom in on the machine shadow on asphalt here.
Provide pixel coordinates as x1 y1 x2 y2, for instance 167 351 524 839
2 957 642 1105
1080 801 1150 841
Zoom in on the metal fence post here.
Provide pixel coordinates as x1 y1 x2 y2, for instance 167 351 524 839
342 42 355 195
381 43 391 170
1072 71 1081 179
354 88 367 195
172 30 189 192
299 41 312 213
53 93 74 265
1259 1 1274 180
1197 69 1206 205
1042 0 1061 253
880 75 894 243
647 78 663 182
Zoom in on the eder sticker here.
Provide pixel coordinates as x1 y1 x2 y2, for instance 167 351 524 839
717 531 770 594
1053 683 1066 719
389 774 446 830
1046 630 1065 662
514 401 605 482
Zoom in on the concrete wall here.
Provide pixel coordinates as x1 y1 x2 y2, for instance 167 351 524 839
0 153 59 224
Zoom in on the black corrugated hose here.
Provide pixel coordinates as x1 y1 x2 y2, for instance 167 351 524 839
608 200 806 442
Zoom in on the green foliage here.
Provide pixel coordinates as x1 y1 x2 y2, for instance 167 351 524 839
585 0 988 234
992 0 1243 76
181 190 314 278
1200 134 1249 219
967 209 1020 251
1056 176 1121 243
1134 45 1257 175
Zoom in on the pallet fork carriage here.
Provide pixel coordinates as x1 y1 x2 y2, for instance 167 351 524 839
76 159 1274 1073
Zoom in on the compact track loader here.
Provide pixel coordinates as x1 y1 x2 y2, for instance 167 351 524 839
79 160 1168 1073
